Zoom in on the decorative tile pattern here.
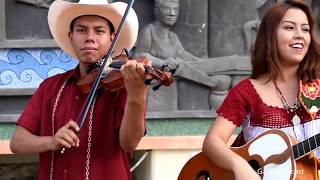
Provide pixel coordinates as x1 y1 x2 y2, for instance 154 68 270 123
0 48 77 88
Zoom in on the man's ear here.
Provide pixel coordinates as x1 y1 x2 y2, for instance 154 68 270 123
110 32 115 42
68 31 73 40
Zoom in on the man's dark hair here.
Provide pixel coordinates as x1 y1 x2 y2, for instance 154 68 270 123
69 15 115 34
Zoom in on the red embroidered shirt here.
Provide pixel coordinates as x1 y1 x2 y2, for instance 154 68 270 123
17 68 137 180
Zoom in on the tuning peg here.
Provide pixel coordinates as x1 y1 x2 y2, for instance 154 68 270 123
144 78 153 85
161 64 168 71
152 83 163 91
170 68 176 75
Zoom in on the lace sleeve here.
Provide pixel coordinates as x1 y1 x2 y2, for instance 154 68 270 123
216 81 251 126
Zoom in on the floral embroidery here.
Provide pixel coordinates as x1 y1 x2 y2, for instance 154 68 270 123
299 79 320 120
300 80 320 100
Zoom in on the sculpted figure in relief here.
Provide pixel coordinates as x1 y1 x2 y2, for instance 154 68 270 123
135 0 232 111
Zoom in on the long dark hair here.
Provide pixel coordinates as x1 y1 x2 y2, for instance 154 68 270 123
250 0 320 82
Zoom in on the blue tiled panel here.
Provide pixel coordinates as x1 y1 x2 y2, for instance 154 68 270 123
0 48 78 88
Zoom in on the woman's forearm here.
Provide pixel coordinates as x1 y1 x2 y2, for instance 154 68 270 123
203 134 244 171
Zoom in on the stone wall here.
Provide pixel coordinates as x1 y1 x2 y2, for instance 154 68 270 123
0 155 38 180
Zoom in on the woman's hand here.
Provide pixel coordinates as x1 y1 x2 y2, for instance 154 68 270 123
232 158 261 180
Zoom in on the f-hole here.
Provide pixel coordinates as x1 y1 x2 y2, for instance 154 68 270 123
196 170 211 180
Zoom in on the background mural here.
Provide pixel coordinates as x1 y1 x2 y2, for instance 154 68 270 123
0 49 77 88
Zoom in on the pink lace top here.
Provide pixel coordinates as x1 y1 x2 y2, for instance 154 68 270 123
217 79 320 146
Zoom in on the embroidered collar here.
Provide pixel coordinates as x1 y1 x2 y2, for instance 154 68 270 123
299 79 320 120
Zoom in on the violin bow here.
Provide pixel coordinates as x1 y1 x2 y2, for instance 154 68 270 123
77 0 135 130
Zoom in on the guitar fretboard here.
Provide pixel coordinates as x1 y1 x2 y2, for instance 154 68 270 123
292 133 320 159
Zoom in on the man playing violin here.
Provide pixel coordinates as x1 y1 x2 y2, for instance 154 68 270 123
10 0 147 180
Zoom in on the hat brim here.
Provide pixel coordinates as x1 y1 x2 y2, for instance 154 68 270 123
48 0 139 59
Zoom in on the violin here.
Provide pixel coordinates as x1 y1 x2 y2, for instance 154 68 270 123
77 49 175 93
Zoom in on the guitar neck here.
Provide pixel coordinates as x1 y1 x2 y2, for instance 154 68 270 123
292 133 320 159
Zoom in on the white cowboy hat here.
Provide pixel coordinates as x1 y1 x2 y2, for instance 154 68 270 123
48 0 139 59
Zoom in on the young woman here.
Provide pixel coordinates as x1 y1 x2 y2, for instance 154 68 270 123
203 1 320 179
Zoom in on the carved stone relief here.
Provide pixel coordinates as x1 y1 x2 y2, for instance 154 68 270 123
310 0 320 35
135 0 248 112
242 0 275 54
16 0 78 8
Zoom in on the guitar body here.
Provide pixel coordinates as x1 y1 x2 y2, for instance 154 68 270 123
178 129 317 180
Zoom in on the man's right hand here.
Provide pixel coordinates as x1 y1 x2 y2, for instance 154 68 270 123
49 120 80 151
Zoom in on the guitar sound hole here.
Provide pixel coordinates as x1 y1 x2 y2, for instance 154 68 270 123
248 159 262 175
196 170 211 180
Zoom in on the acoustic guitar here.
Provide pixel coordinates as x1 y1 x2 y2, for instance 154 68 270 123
178 129 320 180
